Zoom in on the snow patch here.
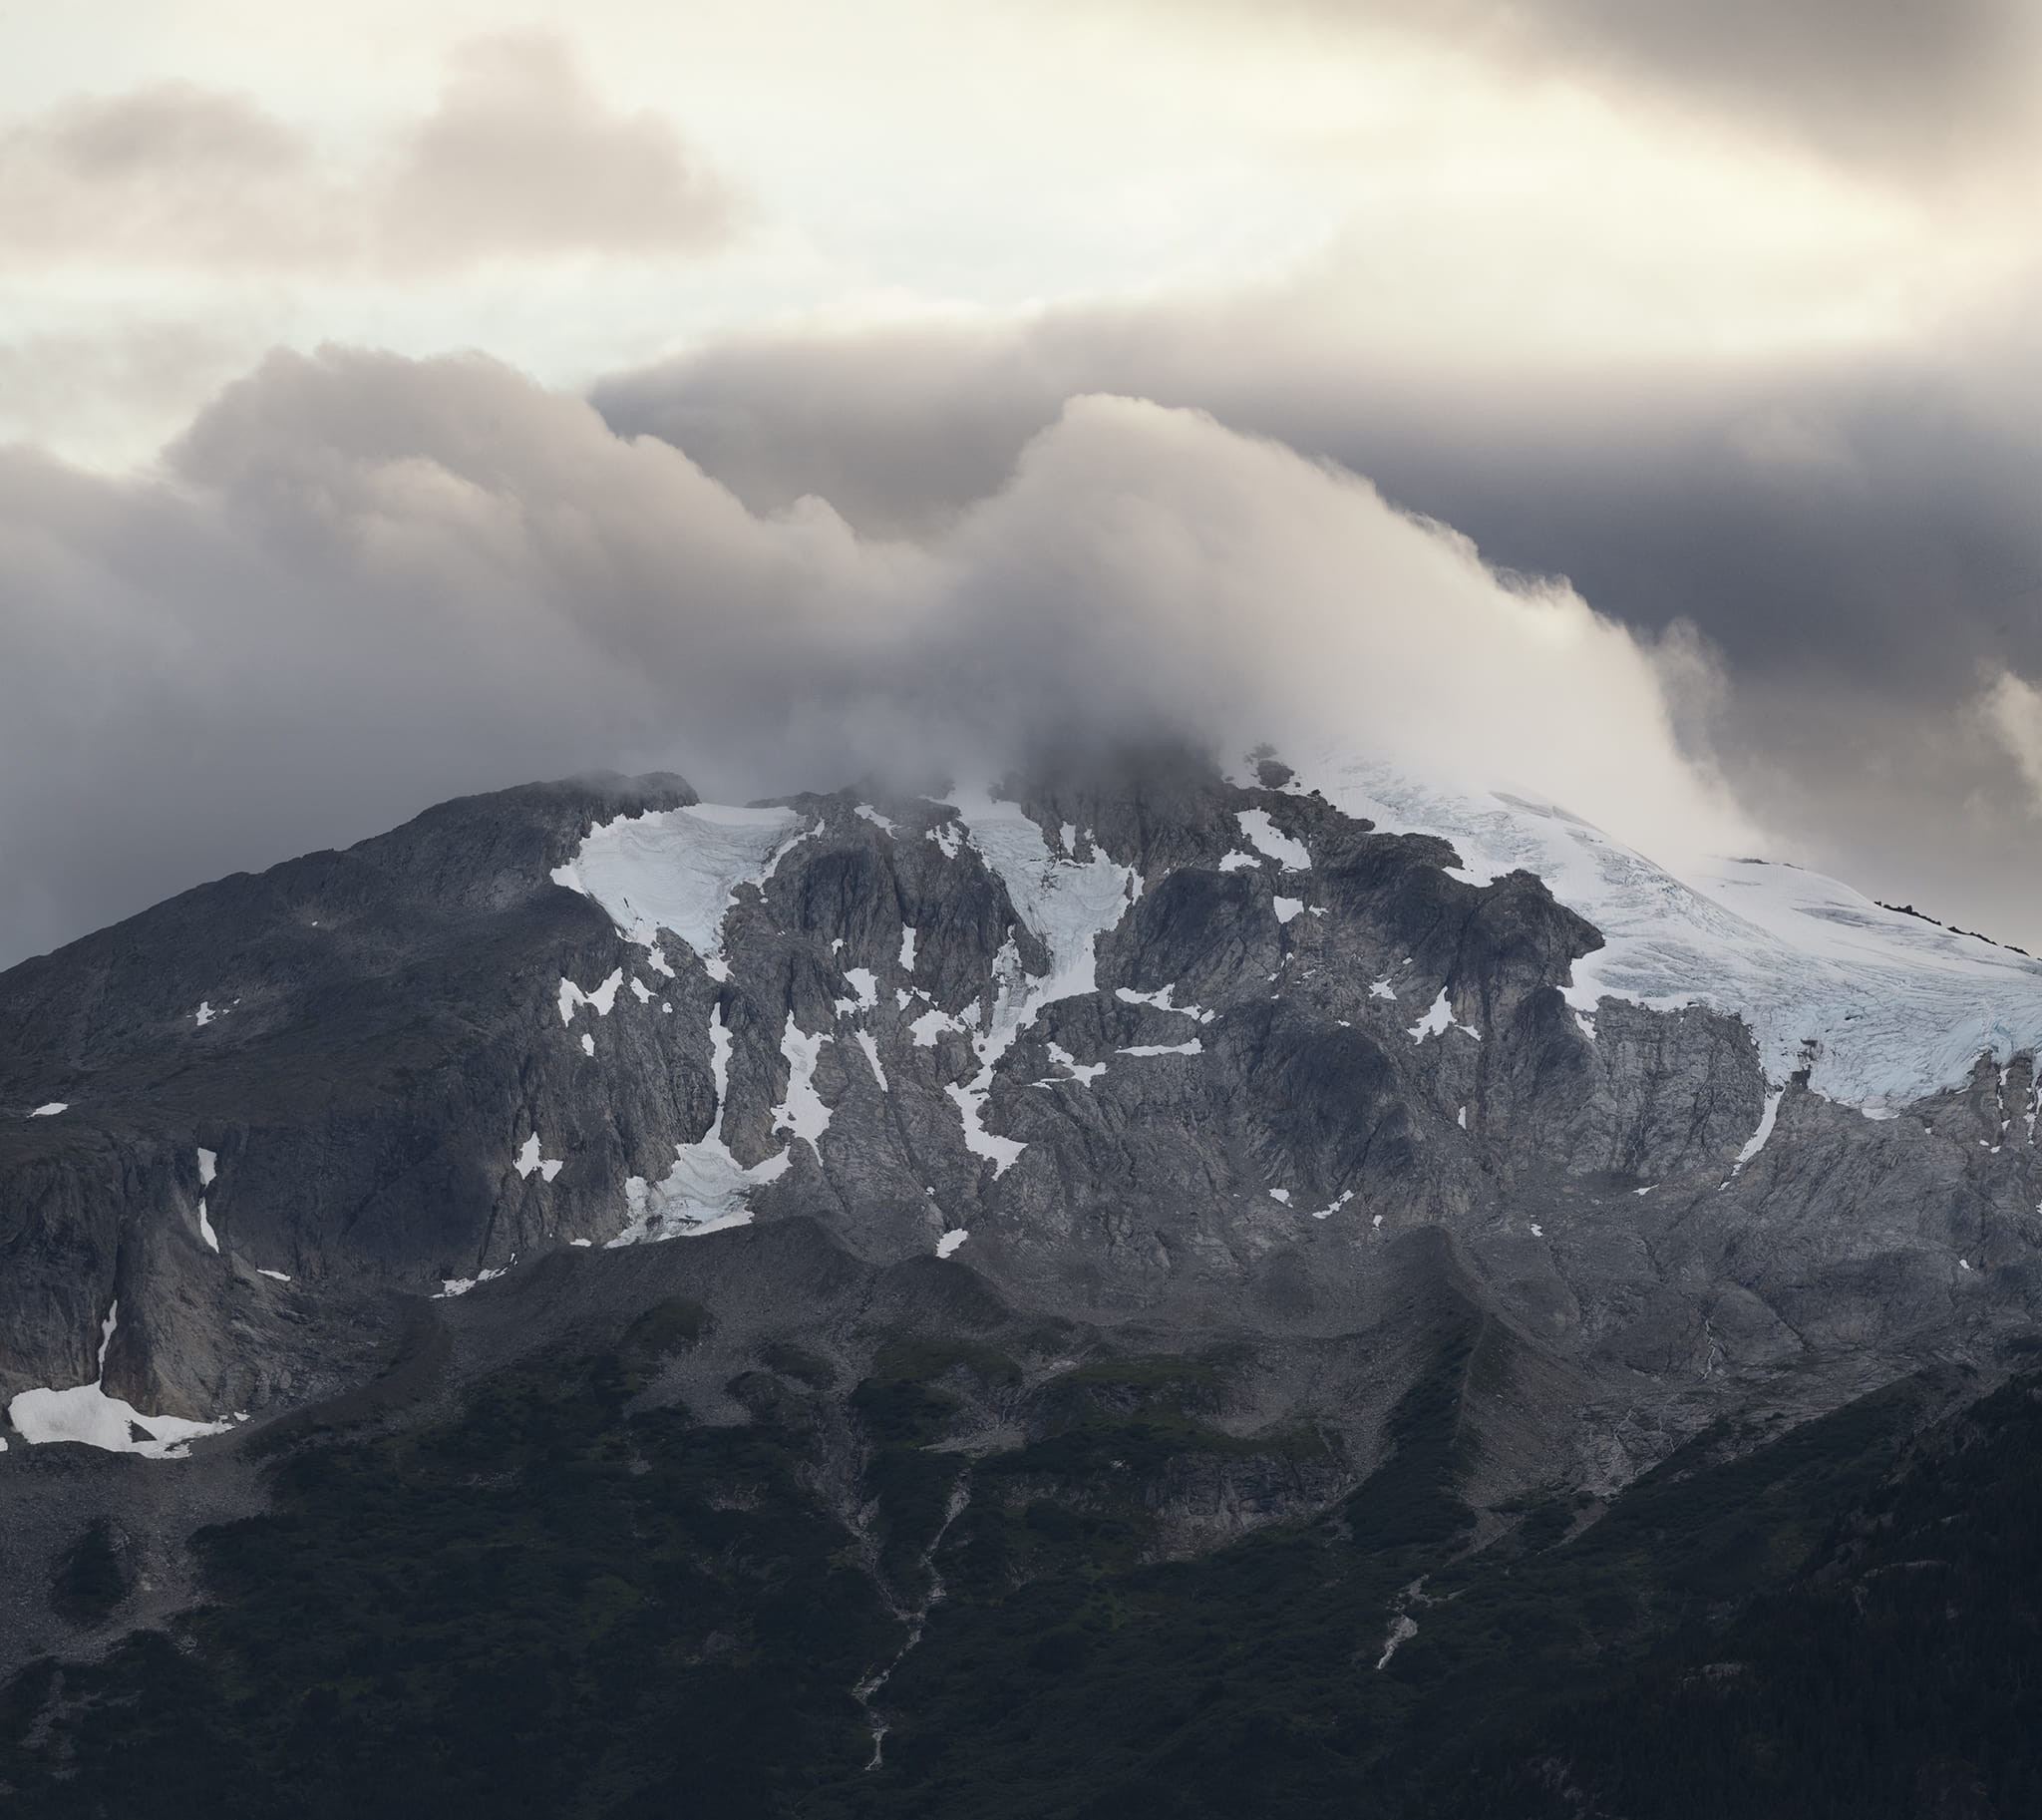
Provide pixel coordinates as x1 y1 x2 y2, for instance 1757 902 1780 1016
609 1004 795 1245
1407 990 1481 1044
887 789 1146 1177
196 1199 219 1253
955 792 1140 1003
196 1147 217 1186
842 967 879 1011
437 1268 509 1298
30 1102 66 1117
1118 1039 1203 1058
911 1005 966 1047
558 968 623 1024
514 1132 565 1183
1235 809 1311 871
579 1033 595 1057
629 977 652 1003
1370 977 1397 1001
555 802 811 966
1375 1615 1418 1672
773 1016 834 1153
899 925 918 971
6 1303 233 1459
193 1001 217 1026
856 804 898 834
1730 1088 1785 1175
1409 992 1452 1041
1268 1188 1291 1205
1115 983 1213 1021
1273 896 1305 924
1217 851 1259 873
936 1230 969 1259
946 1082 1028 1173
1312 1191 1355 1220
853 1029 890 1092
1037 1041 1109 1087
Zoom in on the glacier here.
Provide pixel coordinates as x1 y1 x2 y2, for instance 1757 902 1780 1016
1299 749 2042 1117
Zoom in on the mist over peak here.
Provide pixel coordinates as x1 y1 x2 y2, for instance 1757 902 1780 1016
0 347 1749 967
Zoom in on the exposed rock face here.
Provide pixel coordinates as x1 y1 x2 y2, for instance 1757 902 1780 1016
3 749 2040 1576
0 774 697 1421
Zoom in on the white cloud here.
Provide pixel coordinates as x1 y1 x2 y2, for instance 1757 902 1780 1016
375 35 738 270
0 35 734 276
1980 670 2042 809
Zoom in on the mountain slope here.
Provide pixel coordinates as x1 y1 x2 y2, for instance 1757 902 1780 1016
3 746 2042 1808
3 1299 2031 1820
1308 749 2042 1116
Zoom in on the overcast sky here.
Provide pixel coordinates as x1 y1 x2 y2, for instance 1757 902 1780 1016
4 0 2041 964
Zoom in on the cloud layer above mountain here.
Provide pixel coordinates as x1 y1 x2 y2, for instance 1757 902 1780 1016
3 1 2041 961
0 348 1747 966
592 285 2042 952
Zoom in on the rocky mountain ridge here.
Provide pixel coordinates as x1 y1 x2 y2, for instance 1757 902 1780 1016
2 748 2039 1696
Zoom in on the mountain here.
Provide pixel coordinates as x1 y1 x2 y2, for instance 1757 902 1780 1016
3 746 2040 1816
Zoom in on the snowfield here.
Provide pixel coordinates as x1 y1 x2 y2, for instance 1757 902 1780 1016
942 789 1143 1175
546 759 2042 1200
1301 751 2042 1117
612 1003 791 1244
7 1303 235 1459
554 802 811 962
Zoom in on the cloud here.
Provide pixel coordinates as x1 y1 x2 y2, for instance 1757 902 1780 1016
1981 670 2042 808
592 320 1079 537
588 275 2042 946
1494 0 2039 172
0 322 254 462
0 35 735 275
591 303 2042 688
0 82 325 268
375 35 739 269
0 346 1746 966
1201 0 2042 178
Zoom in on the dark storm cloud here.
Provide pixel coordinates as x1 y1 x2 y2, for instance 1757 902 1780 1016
594 317 2042 684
